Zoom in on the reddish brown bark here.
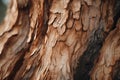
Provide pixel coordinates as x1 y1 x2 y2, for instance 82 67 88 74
0 0 119 80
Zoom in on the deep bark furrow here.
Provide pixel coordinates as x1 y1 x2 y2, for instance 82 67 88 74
112 60 120 80
111 0 120 30
74 0 115 79
0 0 120 80
74 20 105 80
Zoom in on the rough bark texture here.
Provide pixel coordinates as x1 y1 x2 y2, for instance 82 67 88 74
0 0 120 80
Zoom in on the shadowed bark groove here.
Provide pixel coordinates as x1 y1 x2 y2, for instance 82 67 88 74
90 19 120 80
74 21 105 80
0 0 120 80
90 2 120 80
74 0 120 80
112 60 120 80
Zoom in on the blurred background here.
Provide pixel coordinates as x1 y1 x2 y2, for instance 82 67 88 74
0 0 10 23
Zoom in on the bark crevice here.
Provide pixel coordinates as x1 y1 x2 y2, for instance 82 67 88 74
0 0 120 80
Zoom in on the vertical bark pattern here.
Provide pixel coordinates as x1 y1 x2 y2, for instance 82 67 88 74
0 0 119 80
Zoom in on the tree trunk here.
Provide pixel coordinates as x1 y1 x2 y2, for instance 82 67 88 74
0 0 120 80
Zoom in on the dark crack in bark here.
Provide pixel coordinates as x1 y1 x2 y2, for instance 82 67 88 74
74 20 105 80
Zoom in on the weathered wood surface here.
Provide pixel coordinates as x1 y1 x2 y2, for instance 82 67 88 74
0 0 119 80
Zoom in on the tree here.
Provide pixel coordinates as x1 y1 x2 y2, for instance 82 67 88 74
0 0 120 80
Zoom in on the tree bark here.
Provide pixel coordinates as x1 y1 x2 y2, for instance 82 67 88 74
0 0 120 80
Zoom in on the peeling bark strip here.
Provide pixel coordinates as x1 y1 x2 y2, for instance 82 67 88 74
0 0 120 80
